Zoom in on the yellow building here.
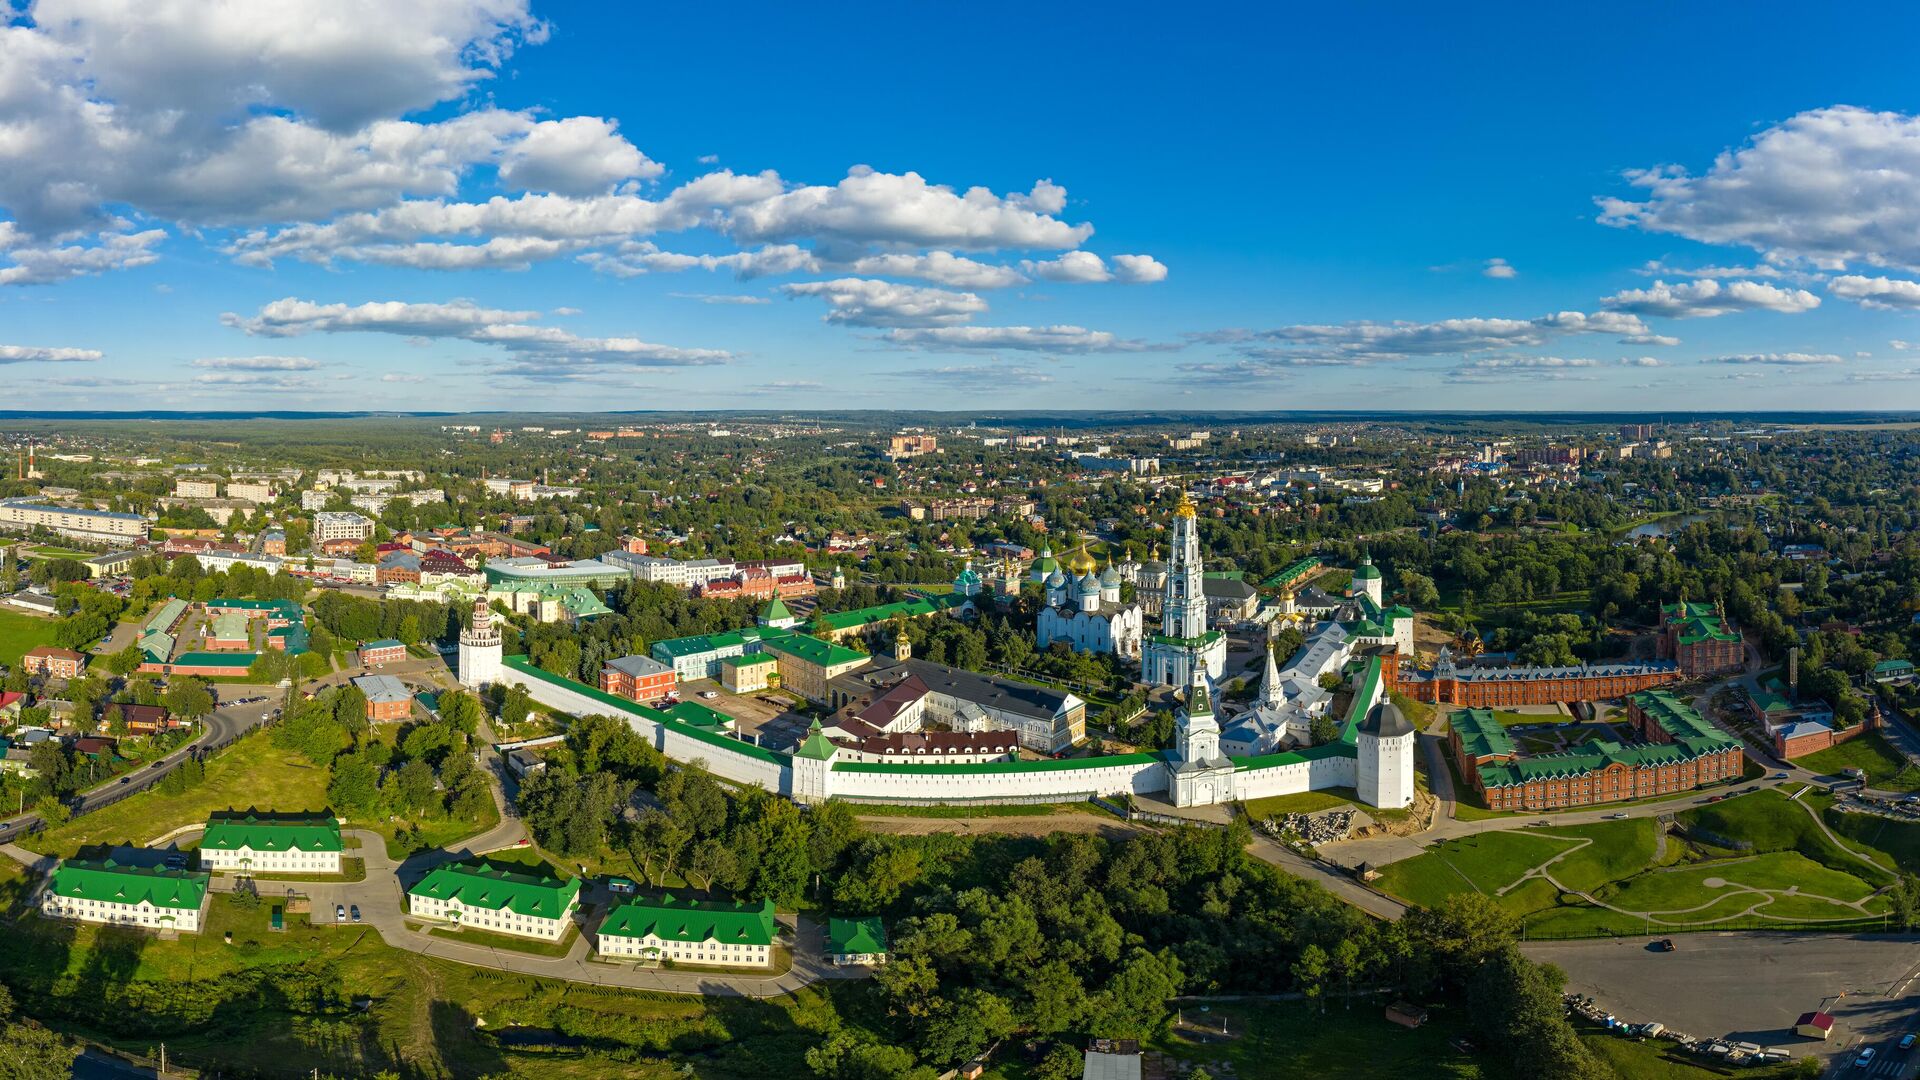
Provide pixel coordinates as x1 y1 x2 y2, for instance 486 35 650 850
759 634 869 703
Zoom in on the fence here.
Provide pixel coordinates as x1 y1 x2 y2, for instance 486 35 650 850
1522 913 1892 941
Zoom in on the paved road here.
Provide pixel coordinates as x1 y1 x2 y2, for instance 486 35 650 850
0 691 271 845
1525 933 1920 1074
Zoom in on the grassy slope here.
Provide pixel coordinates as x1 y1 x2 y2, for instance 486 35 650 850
0 608 61 669
1150 999 1489 1080
23 731 332 859
1374 831 1578 910
1679 790 1894 887
1796 732 1920 792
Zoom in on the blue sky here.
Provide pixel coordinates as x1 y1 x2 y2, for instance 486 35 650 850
8 1 1920 411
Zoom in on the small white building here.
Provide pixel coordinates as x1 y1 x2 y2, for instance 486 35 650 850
43 858 210 933
596 894 776 968
196 813 343 875
407 861 580 941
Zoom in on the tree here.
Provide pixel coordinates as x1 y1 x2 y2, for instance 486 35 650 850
106 644 144 678
0 982 78 1080
391 758 437 813
326 753 381 817
163 677 214 721
1032 1044 1083 1080
332 684 369 730
1292 943 1329 1012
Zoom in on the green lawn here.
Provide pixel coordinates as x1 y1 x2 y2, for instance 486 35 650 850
427 923 575 958
1149 998 1489 1080
1679 790 1893 887
1242 790 1360 820
0 608 61 669
1824 805 1920 873
22 730 333 858
1537 820 1660 894
1796 731 1920 792
1374 831 1579 910
1604 851 1880 914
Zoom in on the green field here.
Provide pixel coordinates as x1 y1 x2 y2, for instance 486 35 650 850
1796 731 1920 792
1242 789 1362 820
1376 792 1898 936
0 607 61 669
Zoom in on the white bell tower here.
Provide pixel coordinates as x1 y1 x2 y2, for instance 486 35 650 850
457 599 503 688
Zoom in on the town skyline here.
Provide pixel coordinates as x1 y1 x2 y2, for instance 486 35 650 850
10 3 1920 410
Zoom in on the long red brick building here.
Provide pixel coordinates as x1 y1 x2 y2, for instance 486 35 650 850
1395 650 1680 707
1656 600 1745 677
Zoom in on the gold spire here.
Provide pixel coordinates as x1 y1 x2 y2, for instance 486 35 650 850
1175 490 1197 518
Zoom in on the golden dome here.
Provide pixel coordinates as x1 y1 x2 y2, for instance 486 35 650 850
1069 547 1097 574
1175 490 1197 518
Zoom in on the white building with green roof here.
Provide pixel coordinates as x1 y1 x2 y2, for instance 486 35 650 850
826 915 889 966
596 893 776 967
43 858 211 933
198 811 343 875
407 860 581 941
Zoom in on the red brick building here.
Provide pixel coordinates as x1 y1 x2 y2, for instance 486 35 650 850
1451 689 1742 811
358 639 407 667
21 646 86 679
1656 601 1744 677
600 655 676 703
1396 653 1679 707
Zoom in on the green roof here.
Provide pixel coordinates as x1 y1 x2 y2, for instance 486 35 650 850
50 858 208 912
1629 689 1732 746
652 627 773 660
202 811 343 854
599 893 775 946
1352 557 1382 580
501 655 785 765
1449 708 1516 760
761 597 794 622
1338 655 1383 747
408 859 580 918
268 623 310 655
1148 630 1226 649
138 631 173 664
722 652 778 668
834 751 1162 776
208 613 250 641
663 701 732 729
363 638 404 650
144 597 188 634
812 594 965 632
208 598 302 618
795 720 836 761
760 632 868 669
1876 659 1915 675
1234 740 1357 771
1748 687 1792 715
827 915 887 955
1663 601 1739 644
1261 556 1322 590
169 651 259 668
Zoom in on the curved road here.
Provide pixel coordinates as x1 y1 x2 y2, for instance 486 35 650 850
0 687 270 845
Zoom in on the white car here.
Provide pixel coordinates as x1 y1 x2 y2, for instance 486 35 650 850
699 690 719 699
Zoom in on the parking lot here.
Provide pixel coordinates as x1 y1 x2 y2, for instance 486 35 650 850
1524 933 1920 1075
676 680 815 751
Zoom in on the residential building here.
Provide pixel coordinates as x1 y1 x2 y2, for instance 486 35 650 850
825 916 888 965
260 530 287 555
42 858 210 933
760 633 872 703
0 498 148 542
359 639 407 666
600 655 676 703
313 511 375 543
113 703 178 735
21 645 86 679
595 893 775 967
193 550 284 575
227 482 275 502
407 860 581 941
173 479 220 499
887 434 937 459
197 812 344 875
352 674 413 722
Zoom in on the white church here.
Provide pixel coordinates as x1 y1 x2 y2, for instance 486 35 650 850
1035 550 1144 659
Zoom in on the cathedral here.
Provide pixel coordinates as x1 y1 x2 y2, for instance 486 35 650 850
1035 550 1144 658
1140 493 1228 687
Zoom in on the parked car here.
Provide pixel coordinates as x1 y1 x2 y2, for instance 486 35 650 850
1654 938 1676 952
335 904 346 922
350 905 361 923
1605 812 1629 819
1774 772 1789 779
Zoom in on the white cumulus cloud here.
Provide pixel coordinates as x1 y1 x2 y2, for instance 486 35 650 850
781 278 988 328
0 344 103 363
1600 279 1819 318
1829 275 1920 310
